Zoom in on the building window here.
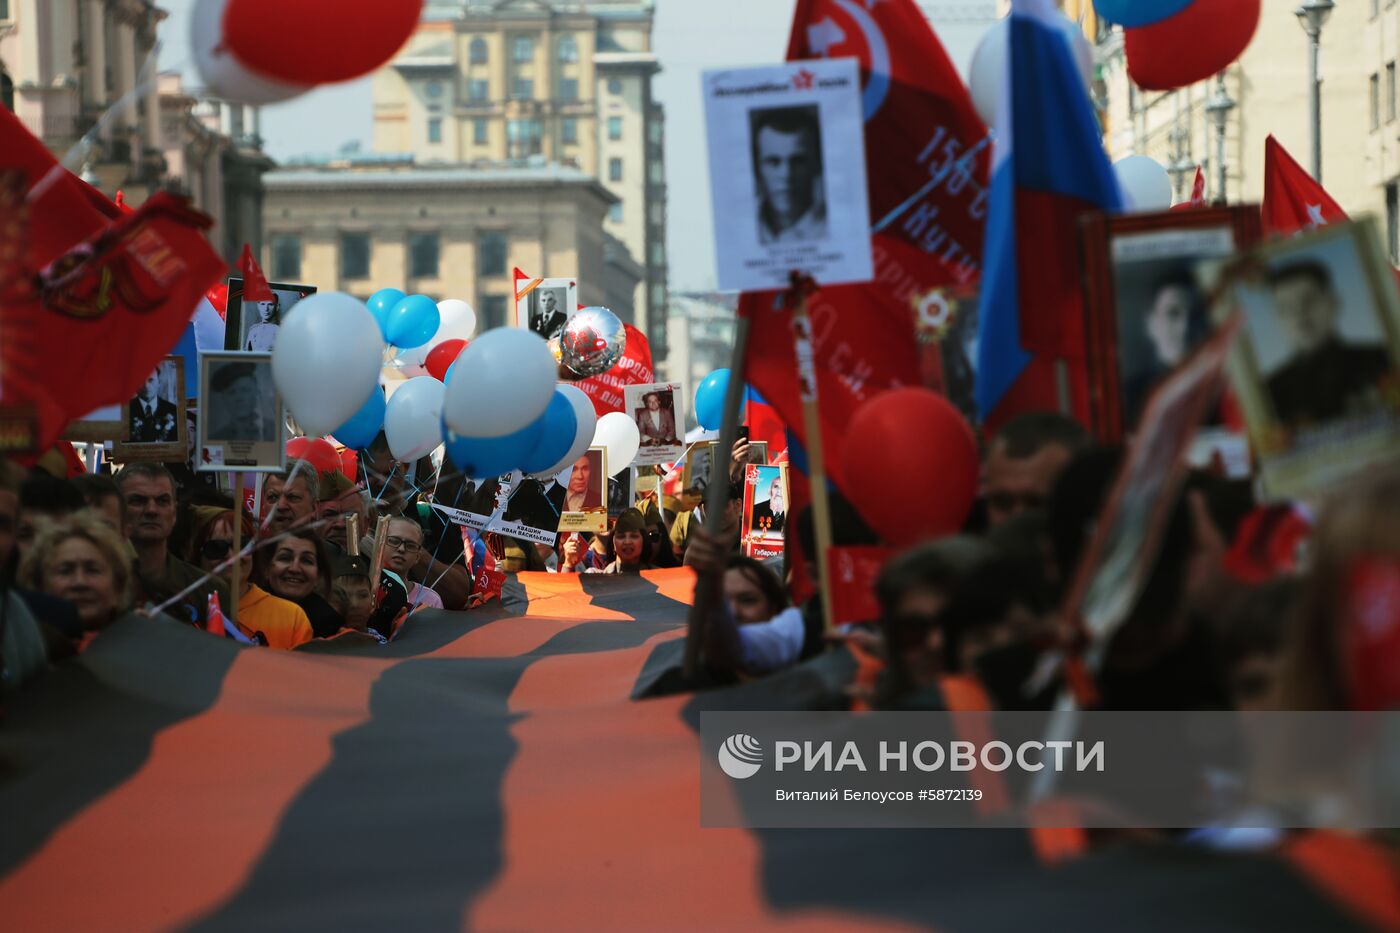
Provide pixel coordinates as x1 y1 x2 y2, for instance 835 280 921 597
426 81 443 99
481 295 508 330
1389 63 1397 122
648 120 662 144
650 242 665 266
651 284 666 310
562 117 578 144
469 79 489 102
474 118 488 144
558 34 578 63
469 36 488 64
649 203 664 226
512 77 533 100
608 157 623 181
512 35 534 63
1389 182 1399 263
340 233 370 279
608 203 623 223
648 161 663 185
0 0 9 20
409 233 440 279
427 117 442 143
479 232 507 277
507 118 542 158
270 234 301 280
607 116 622 141
559 77 578 101
1373 73 1382 130
607 77 622 95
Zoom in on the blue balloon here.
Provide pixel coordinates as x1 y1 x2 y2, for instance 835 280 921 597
1092 0 1193 28
385 294 441 350
694 368 730 431
332 387 386 450
442 417 543 480
518 389 578 475
367 288 406 339
746 385 768 407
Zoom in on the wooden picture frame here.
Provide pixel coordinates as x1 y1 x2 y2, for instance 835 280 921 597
112 356 188 463
224 276 317 353
1080 204 1263 442
197 351 287 473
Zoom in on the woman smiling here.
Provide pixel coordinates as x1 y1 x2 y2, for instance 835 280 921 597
260 528 343 638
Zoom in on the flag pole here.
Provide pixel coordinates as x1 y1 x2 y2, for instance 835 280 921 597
786 275 837 634
229 470 243 625
682 314 751 679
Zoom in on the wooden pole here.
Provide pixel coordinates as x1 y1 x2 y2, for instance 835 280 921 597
787 286 837 634
682 314 752 679
229 471 243 624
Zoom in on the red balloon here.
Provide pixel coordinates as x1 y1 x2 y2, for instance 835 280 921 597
286 436 340 476
1124 0 1260 91
206 283 228 320
839 389 979 548
222 0 424 86
338 447 359 482
425 338 468 382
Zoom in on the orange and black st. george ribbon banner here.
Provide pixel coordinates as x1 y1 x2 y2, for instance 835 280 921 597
0 570 1392 931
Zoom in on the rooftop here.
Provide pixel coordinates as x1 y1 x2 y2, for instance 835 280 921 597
265 158 618 199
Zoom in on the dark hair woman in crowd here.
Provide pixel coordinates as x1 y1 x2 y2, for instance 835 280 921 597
258 527 343 638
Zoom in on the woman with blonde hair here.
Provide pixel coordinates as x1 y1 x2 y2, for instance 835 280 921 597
19 514 133 643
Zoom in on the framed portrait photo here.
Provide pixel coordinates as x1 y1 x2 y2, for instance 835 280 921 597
224 276 317 353
197 351 286 473
626 382 684 466
497 472 567 545
1080 204 1263 441
741 462 788 560
703 58 872 292
1215 217 1400 501
608 466 635 521
682 441 717 493
113 356 187 463
555 446 609 534
514 277 578 342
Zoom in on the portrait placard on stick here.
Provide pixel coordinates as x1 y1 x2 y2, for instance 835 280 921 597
741 462 788 560
625 382 684 466
703 58 871 291
1215 218 1400 501
514 277 578 342
113 356 187 463
197 351 285 473
556 447 609 534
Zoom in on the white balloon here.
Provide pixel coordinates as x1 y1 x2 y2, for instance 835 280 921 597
399 299 479 366
384 376 446 462
191 0 310 104
272 292 385 437
968 14 1093 129
1113 155 1173 212
532 384 597 479
593 411 641 472
436 299 478 343
442 327 556 438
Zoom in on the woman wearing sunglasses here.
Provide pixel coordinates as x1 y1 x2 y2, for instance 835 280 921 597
192 509 313 650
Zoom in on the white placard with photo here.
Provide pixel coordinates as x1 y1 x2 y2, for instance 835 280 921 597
515 277 578 342
625 382 684 466
703 57 872 292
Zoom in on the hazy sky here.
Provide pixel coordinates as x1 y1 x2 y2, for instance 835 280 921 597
155 1 992 292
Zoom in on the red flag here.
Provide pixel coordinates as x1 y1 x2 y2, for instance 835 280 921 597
743 0 989 495
576 323 654 416
238 243 273 302
1261 135 1347 235
829 546 895 625
0 106 225 453
745 396 786 455
1170 166 1206 211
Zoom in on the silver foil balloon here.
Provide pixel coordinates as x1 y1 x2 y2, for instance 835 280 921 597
560 306 626 378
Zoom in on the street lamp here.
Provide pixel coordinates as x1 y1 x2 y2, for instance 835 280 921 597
1296 0 1335 181
1204 75 1236 202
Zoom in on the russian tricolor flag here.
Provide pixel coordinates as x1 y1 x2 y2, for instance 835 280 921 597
975 0 1122 429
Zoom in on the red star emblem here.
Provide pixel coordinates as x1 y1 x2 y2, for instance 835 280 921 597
792 68 815 90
